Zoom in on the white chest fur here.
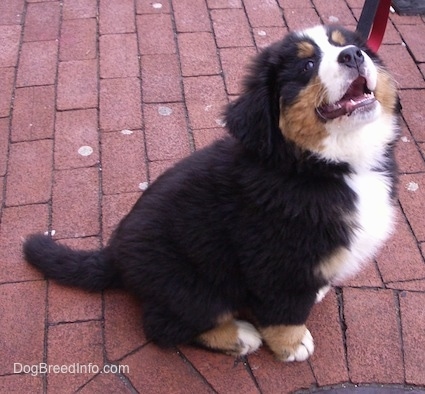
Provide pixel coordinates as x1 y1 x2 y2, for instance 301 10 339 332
318 169 395 284
336 170 395 282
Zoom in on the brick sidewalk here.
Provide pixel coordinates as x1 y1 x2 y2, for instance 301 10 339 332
1 0 425 393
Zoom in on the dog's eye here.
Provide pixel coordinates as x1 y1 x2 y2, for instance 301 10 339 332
303 60 315 72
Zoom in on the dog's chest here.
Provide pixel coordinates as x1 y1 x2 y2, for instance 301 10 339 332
328 170 395 282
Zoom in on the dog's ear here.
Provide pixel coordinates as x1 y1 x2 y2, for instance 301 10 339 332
224 48 280 158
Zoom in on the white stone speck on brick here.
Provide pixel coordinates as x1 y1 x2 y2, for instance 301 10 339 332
78 146 93 156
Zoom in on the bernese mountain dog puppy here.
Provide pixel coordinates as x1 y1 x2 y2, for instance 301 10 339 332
24 25 399 362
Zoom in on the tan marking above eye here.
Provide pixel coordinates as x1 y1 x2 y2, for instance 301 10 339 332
297 41 315 58
330 30 346 46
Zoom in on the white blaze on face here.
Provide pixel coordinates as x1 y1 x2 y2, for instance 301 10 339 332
301 26 377 105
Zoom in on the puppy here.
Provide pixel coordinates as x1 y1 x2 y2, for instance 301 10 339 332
24 25 399 362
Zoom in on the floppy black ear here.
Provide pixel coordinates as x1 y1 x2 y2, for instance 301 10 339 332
224 48 280 159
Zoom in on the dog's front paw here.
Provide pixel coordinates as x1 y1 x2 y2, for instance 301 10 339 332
261 325 314 362
197 318 262 357
282 328 314 362
235 320 262 355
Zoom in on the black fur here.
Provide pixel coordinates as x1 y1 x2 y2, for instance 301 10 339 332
23 235 121 291
24 26 398 350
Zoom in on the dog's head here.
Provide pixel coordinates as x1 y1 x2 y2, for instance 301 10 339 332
225 25 399 169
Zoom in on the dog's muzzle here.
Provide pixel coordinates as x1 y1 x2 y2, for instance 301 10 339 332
316 46 378 121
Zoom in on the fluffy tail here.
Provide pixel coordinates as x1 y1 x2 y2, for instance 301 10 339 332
23 234 121 292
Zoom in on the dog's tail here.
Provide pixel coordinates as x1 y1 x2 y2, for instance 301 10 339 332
23 234 121 292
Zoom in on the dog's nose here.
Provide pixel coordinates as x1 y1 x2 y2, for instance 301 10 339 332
338 47 364 69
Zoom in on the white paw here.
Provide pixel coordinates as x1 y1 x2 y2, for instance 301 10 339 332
315 284 331 303
284 329 314 362
235 320 262 355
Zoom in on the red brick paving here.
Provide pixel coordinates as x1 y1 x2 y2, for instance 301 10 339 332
0 67 15 117
0 25 21 68
309 290 349 386
103 290 148 362
178 32 221 76
47 321 104 392
101 130 148 194
220 46 257 94
136 14 176 54
399 292 425 386
1 1 424 393
57 59 98 110
141 53 183 102
183 75 228 129
395 122 425 173
173 0 211 33
60 18 97 62
144 103 191 160
23 2 60 42
99 33 139 78
253 26 288 49
211 8 254 47
0 119 10 176
77 372 134 394
16 41 58 87
54 109 99 170
99 77 142 131
52 167 100 239
0 204 48 282
11 85 55 142
343 288 404 384
6 140 53 206
0 0 25 25
101 192 141 243
62 0 97 20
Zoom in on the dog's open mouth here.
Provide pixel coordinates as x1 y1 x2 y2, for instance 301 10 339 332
316 76 377 121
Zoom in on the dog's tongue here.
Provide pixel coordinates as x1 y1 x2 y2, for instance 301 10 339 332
316 76 376 121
